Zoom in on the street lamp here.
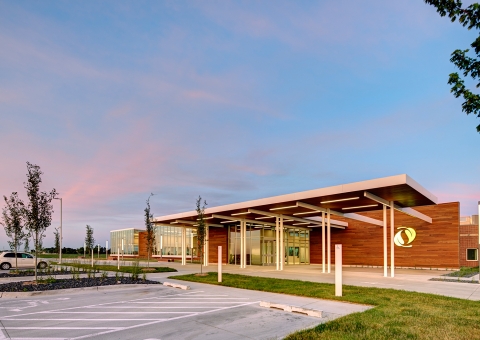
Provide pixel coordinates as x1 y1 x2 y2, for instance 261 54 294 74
54 197 62 264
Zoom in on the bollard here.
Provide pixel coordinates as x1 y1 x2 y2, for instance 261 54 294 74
335 244 342 297
218 246 222 283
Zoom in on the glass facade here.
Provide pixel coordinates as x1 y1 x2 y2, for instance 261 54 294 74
152 225 198 257
110 229 142 255
228 224 310 266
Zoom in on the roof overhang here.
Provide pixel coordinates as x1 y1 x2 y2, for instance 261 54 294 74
153 174 437 227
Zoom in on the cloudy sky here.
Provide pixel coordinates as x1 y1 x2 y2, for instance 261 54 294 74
1 0 479 248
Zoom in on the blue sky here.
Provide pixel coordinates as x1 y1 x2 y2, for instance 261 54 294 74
0 0 479 248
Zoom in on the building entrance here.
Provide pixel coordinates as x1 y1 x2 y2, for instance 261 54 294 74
262 240 276 265
228 224 310 266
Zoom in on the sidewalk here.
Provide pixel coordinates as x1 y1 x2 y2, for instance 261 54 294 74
144 262 480 301
8 260 480 301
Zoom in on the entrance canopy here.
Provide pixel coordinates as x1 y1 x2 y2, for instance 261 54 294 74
153 174 437 229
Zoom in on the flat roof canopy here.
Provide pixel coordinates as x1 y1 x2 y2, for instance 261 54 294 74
153 174 438 228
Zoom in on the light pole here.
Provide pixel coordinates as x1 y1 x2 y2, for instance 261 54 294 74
54 197 62 264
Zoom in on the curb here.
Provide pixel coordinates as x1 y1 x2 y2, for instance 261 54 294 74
0 283 161 298
259 301 323 318
163 282 190 290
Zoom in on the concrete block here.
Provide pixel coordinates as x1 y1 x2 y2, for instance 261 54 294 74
163 281 190 290
260 301 323 318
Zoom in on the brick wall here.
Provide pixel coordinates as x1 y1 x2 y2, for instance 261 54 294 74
459 224 479 267
311 202 460 269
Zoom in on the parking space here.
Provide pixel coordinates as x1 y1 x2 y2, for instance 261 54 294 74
0 282 364 340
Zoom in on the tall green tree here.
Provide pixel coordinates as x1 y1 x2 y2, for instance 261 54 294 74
1 192 27 270
85 225 95 255
425 0 480 132
195 196 207 274
144 193 155 267
53 227 60 254
23 162 57 281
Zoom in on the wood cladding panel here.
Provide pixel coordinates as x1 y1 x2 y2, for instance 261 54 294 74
138 232 148 257
208 227 228 264
311 202 460 268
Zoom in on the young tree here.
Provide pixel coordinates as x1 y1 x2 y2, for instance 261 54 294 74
85 225 95 255
53 227 60 254
23 162 57 281
144 193 155 267
1 192 27 270
195 196 207 274
425 0 480 132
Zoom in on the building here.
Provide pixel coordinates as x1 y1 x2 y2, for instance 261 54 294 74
460 214 479 267
110 175 480 274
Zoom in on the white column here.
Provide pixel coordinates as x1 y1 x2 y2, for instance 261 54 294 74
240 222 244 268
322 211 325 273
218 245 222 282
327 208 331 274
243 222 247 267
335 244 342 296
477 201 480 283
383 205 387 277
181 227 186 265
276 217 280 271
390 201 395 278
160 235 163 258
240 221 243 268
280 216 284 271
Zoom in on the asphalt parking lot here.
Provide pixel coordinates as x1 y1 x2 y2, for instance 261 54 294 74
0 281 370 340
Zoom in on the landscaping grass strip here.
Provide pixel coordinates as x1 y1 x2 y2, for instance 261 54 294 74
61 262 177 274
171 272 480 339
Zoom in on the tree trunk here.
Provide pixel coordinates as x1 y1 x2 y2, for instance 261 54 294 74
34 231 38 282
14 231 18 271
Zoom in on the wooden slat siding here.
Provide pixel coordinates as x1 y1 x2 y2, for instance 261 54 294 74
138 231 148 257
311 202 460 268
208 227 228 264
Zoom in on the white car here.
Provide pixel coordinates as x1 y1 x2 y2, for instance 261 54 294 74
0 252 48 270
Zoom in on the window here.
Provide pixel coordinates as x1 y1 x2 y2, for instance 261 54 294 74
3 253 15 258
467 248 478 261
22 253 33 259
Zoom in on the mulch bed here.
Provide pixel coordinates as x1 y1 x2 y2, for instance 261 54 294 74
430 278 479 284
0 271 73 278
0 277 160 292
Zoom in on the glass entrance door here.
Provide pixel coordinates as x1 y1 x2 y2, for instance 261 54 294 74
262 240 276 266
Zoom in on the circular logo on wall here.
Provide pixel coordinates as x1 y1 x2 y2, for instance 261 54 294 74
394 227 416 248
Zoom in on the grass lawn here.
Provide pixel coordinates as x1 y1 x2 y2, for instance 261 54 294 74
55 262 177 274
444 267 479 278
171 272 480 339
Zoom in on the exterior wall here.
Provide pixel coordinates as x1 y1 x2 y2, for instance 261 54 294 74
138 231 147 258
311 202 460 269
208 227 228 264
459 224 479 267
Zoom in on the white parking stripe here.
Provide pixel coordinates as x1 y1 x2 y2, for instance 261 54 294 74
100 302 247 304
2 291 199 319
6 327 123 330
46 311 197 314
141 298 249 300
70 301 260 340
2 319 167 321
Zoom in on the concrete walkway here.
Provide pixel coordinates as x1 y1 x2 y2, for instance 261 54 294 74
8 259 480 301
141 262 480 301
